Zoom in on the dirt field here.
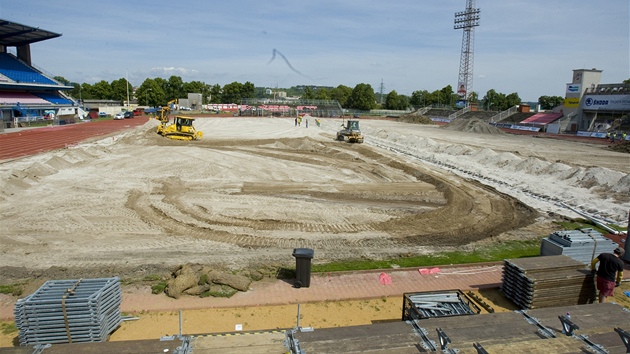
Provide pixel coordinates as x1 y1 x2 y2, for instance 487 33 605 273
0 117 628 283
0 117 629 347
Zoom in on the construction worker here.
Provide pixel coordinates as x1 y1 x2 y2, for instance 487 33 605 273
623 132 627 141
591 247 624 303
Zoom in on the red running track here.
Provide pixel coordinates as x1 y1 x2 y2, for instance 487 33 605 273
0 118 149 161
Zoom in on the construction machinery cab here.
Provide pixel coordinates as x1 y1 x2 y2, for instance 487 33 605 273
155 99 203 141
336 119 364 143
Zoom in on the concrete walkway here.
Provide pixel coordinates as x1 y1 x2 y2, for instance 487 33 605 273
117 264 505 313
2 261 629 319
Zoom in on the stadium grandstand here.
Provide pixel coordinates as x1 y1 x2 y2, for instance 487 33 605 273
240 98 343 117
0 19 81 130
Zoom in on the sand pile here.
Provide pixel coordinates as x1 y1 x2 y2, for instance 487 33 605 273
443 118 504 134
359 119 629 221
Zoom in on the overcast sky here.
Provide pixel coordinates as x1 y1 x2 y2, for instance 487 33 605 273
1 0 628 101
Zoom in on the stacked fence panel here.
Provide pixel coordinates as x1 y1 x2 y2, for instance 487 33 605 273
501 255 596 309
540 228 618 264
14 277 122 345
402 290 480 321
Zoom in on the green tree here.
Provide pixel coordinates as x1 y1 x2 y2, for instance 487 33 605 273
385 91 399 110
468 91 479 104
137 78 165 106
348 83 376 110
68 83 81 101
538 95 564 110
331 85 352 107
481 90 521 111
505 92 522 109
384 90 409 110
440 85 454 101
427 89 446 106
481 89 501 111
54 76 70 86
80 83 93 100
90 80 113 100
110 78 133 103
167 76 185 100
241 81 255 99
222 82 244 103
410 90 429 107
315 88 331 100
152 77 170 103
209 84 222 103
302 87 315 99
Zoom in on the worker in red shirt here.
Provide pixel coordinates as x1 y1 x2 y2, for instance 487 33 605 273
591 247 625 303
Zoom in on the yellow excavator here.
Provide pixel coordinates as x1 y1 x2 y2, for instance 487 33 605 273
336 119 364 143
155 99 203 141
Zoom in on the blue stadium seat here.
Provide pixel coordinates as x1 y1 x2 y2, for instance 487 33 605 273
0 53 58 85
33 92 73 105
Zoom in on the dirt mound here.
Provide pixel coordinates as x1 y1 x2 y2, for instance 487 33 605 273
609 141 630 154
443 118 504 134
399 111 434 124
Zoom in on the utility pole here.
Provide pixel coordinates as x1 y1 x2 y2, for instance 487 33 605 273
379 79 385 105
454 0 480 106
125 69 130 111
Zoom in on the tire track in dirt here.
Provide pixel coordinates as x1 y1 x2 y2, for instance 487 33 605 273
124 137 536 252
126 187 397 250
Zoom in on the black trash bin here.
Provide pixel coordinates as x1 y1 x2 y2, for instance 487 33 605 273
292 248 314 288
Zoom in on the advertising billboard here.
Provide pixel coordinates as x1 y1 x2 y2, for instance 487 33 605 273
566 84 581 94
581 95 630 110
564 97 580 108
457 82 466 97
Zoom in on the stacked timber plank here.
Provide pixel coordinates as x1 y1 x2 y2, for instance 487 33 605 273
501 255 596 309
14 277 122 345
540 228 618 264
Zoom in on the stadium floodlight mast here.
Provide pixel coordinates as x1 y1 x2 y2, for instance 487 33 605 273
454 0 480 107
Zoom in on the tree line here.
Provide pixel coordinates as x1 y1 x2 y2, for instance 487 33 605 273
55 75 565 111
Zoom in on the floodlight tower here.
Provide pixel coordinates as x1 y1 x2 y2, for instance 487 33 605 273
454 0 480 105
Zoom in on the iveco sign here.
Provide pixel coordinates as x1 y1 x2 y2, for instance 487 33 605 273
581 95 630 110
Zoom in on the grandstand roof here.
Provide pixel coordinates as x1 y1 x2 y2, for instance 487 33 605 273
519 112 563 125
0 19 61 47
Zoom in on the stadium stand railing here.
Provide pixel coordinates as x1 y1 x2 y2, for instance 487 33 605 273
489 106 518 123
447 105 470 120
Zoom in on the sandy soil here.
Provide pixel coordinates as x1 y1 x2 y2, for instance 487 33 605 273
1 117 627 284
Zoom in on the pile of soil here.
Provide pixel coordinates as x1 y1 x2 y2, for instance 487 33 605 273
443 118 504 135
399 111 434 124
609 140 630 154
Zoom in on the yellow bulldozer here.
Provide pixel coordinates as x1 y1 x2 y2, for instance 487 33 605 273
155 100 203 141
336 119 364 143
